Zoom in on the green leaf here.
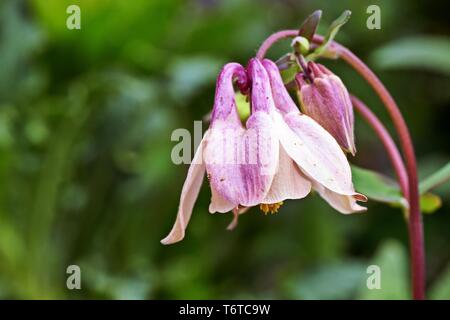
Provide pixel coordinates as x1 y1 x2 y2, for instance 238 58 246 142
307 10 351 60
419 161 450 194
351 165 405 207
327 10 351 42
357 240 410 299
352 165 443 214
370 37 450 75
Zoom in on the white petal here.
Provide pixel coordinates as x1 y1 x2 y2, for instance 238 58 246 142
274 111 356 195
161 135 207 245
312 181 367 214
263 145 311 203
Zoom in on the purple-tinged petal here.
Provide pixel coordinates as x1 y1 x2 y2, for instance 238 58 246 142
240 112 279 205
211 63 247 127
204 121 246 209
205 112 279 209
237 59 281 205
209 58 279 208
206 113 279 209
262 59 299 114
161 135 207 245
206 62 251 210
247 58 276 114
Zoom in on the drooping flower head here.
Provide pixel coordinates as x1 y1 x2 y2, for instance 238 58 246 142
161 58 366 245
296 61 356 155
161 59 311 244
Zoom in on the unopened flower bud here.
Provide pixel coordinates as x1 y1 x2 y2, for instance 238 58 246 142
296 62 356 155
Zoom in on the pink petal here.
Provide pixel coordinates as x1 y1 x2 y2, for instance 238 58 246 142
161 135 207 245
241 112 279 205
240 59 280 205
211 63 247 126
204 122 246 209
205 112 279 209
263 145 311 203
206 61 252 210
262 59 299 114
247 58 276 114
207 59 280 210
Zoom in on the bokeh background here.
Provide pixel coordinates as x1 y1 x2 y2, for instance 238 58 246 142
0 0 449 299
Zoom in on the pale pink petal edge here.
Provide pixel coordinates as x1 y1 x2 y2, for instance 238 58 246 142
161 136 207 245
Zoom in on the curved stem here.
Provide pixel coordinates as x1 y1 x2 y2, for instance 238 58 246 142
257 30 425 299
256 30 299 60
351 95 409 199
324 38 425 300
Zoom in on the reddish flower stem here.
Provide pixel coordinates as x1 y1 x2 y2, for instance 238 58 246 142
257 31 425 299
256 30 298 60
326 39 425 300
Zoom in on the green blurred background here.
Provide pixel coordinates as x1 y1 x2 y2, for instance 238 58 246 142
0 0 449 299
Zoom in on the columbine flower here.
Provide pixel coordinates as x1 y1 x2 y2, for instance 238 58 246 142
161 58 366 245
296 61 356 155
161 59 311 245
262 59 366 213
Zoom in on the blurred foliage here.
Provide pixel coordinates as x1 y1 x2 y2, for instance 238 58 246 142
370 37 450 75
351 165 405 207
351 164 445 213
0 0 449 299
357 240 409 299
430 265 450 299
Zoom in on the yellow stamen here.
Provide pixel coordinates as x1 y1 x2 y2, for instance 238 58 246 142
259 202 284 215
